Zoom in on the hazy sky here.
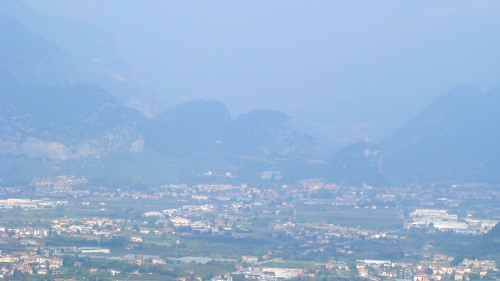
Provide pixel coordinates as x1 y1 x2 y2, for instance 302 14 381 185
19 0 500 147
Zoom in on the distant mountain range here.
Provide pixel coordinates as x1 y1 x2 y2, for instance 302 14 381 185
0 14 318 185
1 9 498 187
0 84 317 185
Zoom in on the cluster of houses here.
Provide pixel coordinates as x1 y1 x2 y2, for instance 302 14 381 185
0 226 49 239
0 251 63 277
355 255 498 281
0 177 498 280
51 217 124 237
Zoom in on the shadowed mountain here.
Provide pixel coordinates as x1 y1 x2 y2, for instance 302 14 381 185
232 110 317 157
145 100 233 157
0 15 76 87
145 101 317 160
328 142 386 186
380 85 500 183
0 2 166 117
329 85 500 185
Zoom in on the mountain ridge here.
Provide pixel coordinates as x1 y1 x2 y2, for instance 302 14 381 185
329 84 500 185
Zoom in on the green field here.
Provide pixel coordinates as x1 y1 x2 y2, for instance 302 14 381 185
295 204 403 230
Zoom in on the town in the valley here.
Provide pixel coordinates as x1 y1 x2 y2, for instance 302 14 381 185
0 175 498 281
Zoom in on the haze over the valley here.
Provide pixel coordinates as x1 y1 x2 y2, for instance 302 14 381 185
1 1 500 185
10 0 500 150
